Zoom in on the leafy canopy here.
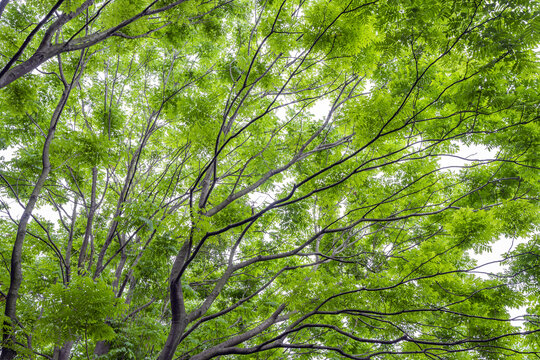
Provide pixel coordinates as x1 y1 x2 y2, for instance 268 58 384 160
0 0 539 359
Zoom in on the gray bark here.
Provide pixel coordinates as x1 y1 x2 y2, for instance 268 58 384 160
78 167 97 272
52 341 74 360
157 241 191 360
93 341 110 357
0 59 81 360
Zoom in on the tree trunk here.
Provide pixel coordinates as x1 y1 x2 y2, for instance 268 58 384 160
52 341 73 360
65 197 78 284
157 281 187 360
1 77 75 360
93 341 110 357
78 166 97 273
157 317 185 360
157 241 191 360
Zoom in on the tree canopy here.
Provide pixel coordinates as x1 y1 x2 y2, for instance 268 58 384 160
0 0 539 359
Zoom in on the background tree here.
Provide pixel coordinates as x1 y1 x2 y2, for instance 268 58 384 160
0 0 539 359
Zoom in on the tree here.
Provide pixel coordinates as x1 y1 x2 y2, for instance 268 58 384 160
0 0 538 359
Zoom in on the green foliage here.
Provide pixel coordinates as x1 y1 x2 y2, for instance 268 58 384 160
0 0 539 359
37 276 125 345
448 207 498 253
101 315 165 360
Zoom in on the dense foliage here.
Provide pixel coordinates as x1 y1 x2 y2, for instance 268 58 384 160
0 0 539 359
